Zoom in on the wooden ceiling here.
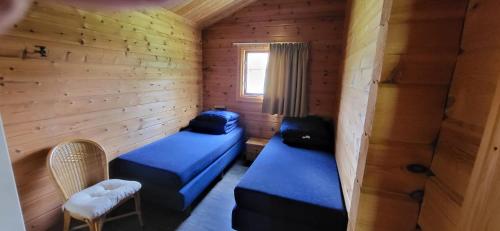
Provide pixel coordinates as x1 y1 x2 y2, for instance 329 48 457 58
168 0 258 28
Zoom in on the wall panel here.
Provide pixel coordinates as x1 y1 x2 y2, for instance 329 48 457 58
170 0 258 28
419 0 500 230
202 0 346 139
334 1 392 229
363 0 468 230
0 1 202 230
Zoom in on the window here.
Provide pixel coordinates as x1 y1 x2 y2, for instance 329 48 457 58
244 52 269 95
237 45 269 102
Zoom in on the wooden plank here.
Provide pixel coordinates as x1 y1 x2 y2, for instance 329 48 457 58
170 0 259 28
448 55 498 128
364 142 433 195
370 84 448 144
429 120 481 199
385 20 465 55
418 177 462 231
356 189 420 231
381 54 457 85
422 1 500 229
418 0 500 229
334 1 392 229
360 0 467 230
389 0 468 23
458 53 500 230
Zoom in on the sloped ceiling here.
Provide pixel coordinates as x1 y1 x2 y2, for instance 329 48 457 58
168 0 258 28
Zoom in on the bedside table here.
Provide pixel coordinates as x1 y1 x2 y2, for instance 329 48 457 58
245 137 269 161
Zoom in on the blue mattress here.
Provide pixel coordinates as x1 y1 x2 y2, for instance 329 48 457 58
234 135 347 230
115 127 244 190
137 139 244 211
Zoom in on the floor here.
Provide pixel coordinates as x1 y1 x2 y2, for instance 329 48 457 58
99 161 248 231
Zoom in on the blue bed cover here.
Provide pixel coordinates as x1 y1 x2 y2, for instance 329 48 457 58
234 135 347 230
116 127 244 190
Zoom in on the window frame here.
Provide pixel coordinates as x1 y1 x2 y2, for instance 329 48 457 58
236 45 269 103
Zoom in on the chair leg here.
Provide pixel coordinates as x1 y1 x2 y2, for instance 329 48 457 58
87 218 104 231
134 192 144 227
63 211 71 231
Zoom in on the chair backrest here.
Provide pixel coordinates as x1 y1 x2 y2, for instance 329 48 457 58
47 139 109 200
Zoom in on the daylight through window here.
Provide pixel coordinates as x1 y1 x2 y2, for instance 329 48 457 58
244 52 269 95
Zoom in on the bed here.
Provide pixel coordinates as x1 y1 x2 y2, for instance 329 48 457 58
112 127 244 211
232 134 347 231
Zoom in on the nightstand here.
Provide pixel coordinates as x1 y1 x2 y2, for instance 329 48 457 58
245 137 269 161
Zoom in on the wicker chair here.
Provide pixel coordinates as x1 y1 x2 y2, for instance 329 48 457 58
47 139 143 231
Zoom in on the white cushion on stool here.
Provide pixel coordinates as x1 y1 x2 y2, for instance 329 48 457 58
63 179 141 219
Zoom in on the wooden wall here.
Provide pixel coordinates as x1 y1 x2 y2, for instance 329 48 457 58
334 0 391 227
170 0 259 28
418 0 500 230
0 1 202 230
202 0 346 138
357 1 469 231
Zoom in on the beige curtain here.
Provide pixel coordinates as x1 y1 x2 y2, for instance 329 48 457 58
262 43 310 117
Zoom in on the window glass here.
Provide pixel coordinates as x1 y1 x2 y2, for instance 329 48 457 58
245 52 269 95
